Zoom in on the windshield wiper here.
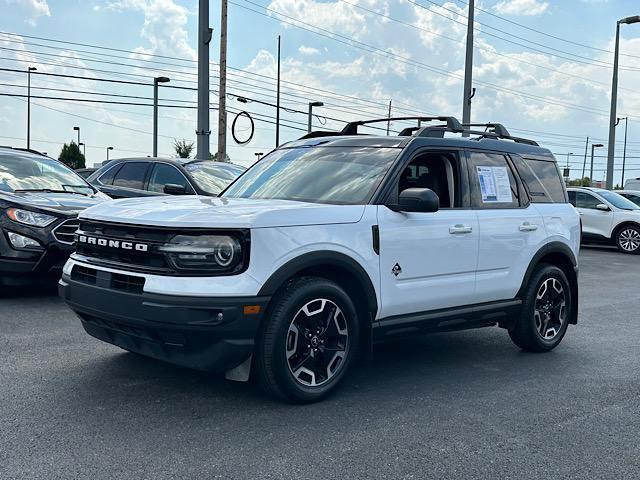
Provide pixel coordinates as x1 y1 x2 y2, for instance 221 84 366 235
14 188 91 196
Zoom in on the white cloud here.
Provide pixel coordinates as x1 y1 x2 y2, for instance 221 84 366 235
298 45 320 56
103 0 196 60
493 0 548 16
5 0 50 25
267 0 367 36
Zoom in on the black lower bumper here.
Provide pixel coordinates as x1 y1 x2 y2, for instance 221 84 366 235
59 275 270 373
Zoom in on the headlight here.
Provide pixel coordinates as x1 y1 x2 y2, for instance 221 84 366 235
7 208 57 227
7 232 42 249
158 234 243 272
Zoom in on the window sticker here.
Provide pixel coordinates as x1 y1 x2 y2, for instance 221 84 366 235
476 166 513 203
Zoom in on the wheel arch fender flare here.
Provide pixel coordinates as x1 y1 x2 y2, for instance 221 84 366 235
257 251 379 315
517 241 579 324
612 221 640 240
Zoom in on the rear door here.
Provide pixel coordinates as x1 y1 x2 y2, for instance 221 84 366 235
377 149 479 318
570 191 613 238
469 150 546 303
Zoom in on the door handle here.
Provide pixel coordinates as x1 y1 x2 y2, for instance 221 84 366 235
519 222 538 232
449 224 473 234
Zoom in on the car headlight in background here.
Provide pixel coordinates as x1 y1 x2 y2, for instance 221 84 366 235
158 234 244 272
7 232 42 249
7 208 57 227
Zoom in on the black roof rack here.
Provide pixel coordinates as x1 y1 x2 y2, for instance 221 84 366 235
416 123 539 146
341 116 463 135
462 123 511 137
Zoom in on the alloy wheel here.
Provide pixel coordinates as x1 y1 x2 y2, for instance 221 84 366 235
534 278 566 340
618 228 640 252
286 298 349 387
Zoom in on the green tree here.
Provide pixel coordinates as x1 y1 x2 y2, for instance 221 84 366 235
209 152 231 162
173 139 194 158
58 141 85 169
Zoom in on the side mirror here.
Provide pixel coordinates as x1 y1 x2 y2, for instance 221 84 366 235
163 183 187 195
394 188 439 213
596 203 610 211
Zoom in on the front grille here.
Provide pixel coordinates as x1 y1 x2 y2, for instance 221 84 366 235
53 218 80 244
75 221 173 274
71 264 145 293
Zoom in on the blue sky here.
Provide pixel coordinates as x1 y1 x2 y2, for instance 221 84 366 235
0 0 639 184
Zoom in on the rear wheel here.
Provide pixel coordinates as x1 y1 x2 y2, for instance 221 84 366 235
254 277 360 403
509 264 571 352
615 225 640 254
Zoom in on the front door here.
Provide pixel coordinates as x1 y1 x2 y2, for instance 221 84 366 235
377 150 479 319
570 191 613 238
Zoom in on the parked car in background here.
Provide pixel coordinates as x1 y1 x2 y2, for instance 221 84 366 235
617 190 640 207
624 178 640 190
87 157 246 199
75 168 96 179
0 147 108 286
567 187 640 254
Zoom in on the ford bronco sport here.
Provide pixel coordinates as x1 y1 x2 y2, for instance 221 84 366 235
59 117 580 403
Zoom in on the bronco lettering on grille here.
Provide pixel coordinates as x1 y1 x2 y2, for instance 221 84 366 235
77 235 149 252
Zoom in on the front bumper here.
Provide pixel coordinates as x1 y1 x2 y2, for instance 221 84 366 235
59 273 270 373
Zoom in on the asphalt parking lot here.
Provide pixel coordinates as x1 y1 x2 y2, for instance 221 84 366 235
1 247 639 480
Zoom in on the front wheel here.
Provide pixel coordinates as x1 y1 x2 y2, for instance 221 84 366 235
615 225 640 254
254 277 360 403
509 264 572 352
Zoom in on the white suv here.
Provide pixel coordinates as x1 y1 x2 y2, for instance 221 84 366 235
59 118 580 403
567 187 640 254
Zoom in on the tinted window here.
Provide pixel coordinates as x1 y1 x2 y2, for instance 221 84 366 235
98 163 121 185
223 147 399 205
575 192 600 209
568 190 576 206
148 164 192 193
621 193 640 207
468 152 521 209
112 162 148 190
516 158 566 203
597 190 640 210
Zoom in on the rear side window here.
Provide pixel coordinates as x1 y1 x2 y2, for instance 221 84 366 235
467 152 522 209
516 157 567 203
112 162 148 190
98 164 122 185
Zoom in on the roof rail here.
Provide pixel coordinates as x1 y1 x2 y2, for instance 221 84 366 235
0 146 48 156
341 116 463 135
297 131 345 140
415 123 539 146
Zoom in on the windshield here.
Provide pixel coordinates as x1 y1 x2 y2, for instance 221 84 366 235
222 146 400 204
0 152 93 195
598 190 640 210
184 162 246 195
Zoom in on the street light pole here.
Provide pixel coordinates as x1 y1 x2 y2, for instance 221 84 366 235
79 142 86 157
606 15 640 189
196 0 212 160
591 143 604 187
26 66 36 149
153 76 170 157
217 0 228 162
106 146 113 161
619 117 629 187
73 126 80 145
307 101 324 133
254 152 264 162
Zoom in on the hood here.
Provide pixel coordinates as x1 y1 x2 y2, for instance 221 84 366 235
80 196 366 228
0 190 107 216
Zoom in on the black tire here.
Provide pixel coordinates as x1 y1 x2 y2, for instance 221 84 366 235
254 276 360 403
615 224 640 254
509 264 572 353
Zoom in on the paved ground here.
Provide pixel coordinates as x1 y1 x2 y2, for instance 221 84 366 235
1 247 639 479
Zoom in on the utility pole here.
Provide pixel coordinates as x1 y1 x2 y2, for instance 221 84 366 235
196 0 212 160
607 16 640 189
153 76 169 157
619 117 629 187
26 66 36 149
386 100 392 135
217 0 228 162
462 0 474 135
275 35 281 147
581 136 589 185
